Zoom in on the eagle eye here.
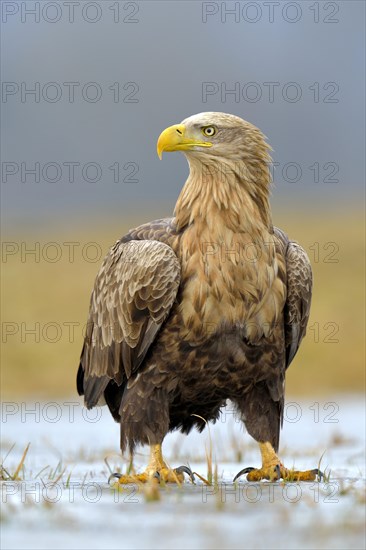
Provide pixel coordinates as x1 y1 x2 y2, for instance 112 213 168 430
202 126 216 137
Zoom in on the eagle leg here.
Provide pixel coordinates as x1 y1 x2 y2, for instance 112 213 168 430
109 444 195 484
233 442 323 482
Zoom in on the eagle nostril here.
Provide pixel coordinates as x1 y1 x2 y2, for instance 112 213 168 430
176 128 183 135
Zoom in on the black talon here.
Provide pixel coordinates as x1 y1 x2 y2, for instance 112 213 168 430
108 473 122 485
311 468 324 481
274 464 281 480
233 467 255 482
153 471 161 482
175 465 195 483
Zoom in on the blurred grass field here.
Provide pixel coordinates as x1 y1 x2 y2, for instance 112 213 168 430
1 205 364 399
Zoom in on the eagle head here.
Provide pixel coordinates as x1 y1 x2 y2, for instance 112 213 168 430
157 112 273 229
157 112 271 165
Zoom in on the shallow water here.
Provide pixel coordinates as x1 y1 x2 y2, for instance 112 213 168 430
1 396 365 550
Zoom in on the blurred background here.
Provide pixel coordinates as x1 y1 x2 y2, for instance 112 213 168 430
1 0 365 399
1 4 365 550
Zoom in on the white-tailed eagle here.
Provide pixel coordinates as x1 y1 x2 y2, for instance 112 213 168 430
77 112 320 483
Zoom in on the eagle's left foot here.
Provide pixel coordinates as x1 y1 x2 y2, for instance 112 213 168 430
109 444 195 485
233 442 323 482
233 465 322 482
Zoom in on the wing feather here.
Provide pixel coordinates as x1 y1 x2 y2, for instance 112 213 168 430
284 241 312 366
79 239 180 407
275 227 312 368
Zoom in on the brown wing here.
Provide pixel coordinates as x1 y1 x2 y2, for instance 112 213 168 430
274 227 312 368
78 239 180 408
285 242 313 367
284 240 312 368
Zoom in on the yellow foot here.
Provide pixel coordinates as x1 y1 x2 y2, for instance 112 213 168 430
233 442 323 482
108 444 195 485
233 464 323 482
109 465 194 485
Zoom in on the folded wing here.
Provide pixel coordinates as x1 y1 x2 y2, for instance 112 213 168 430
78 239 180 408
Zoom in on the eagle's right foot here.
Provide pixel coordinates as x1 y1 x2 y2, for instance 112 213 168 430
109 465 194 485
109 444 195 485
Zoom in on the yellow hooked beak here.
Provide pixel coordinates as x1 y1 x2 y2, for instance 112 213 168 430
157 124 213 159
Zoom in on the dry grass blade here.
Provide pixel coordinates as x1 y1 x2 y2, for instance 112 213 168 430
1 443 17 479
65 470 73 488
50 466 67 487
0 466 12 481
126 453 135 476
2 443 16 465
192 471 212 486
104 457 113 475
34 465 50 479
191 413 213 484
167 467 182 487
317 450 327 479
81 472 88 488
214 463 218 487
12 443 30 481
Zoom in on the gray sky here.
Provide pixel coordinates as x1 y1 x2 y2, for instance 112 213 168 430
1 0 365 231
